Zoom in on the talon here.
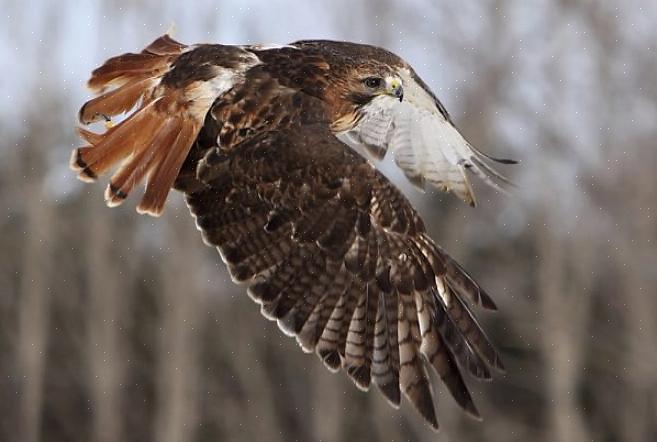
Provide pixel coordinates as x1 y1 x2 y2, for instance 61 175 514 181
105 120 115 129
99 113 114 129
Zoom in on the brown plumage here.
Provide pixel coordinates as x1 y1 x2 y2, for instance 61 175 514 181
71 34 515 431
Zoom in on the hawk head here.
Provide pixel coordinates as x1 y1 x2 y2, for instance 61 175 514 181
341 68 404 104
305 43 408 131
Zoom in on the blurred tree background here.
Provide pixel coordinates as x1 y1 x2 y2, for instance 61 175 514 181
2 0 656 441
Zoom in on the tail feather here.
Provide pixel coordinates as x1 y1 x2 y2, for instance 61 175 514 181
137 119 199 216
70 34 222 216
71 98 162 181
142 33 187 56
79 77 158 124
87 52 174 92
77 127 104 145
104 116 182 208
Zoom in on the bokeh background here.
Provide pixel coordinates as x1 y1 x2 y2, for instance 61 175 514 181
2 0 656 441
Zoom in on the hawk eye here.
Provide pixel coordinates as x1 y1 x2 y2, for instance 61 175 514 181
363 77 382 88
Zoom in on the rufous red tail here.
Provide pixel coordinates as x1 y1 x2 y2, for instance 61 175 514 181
70 34 200 216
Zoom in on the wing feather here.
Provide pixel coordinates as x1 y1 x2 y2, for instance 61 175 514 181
183 121 502 430
337 67 517 206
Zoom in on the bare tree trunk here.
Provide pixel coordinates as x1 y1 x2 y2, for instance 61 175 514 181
231 317 285 442
86 199 124 442
312 362 345 442
17 156 52 442
154 214 202 442
537 205 591 442
620 151 657 442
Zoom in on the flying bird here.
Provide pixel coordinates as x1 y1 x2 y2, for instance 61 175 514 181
71 34 515 430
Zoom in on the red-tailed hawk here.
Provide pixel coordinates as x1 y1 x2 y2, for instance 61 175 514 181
71 34 514 430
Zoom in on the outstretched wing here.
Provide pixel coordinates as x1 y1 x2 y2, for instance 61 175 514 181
178 111 504 430
337 67 516 206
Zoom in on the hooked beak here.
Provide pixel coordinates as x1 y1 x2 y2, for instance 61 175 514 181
386 78 404 102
